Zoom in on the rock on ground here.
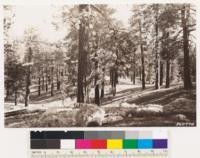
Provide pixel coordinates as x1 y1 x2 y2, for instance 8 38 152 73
75 104 105 127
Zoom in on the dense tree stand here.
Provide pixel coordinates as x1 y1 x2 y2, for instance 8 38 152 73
4 4 196 128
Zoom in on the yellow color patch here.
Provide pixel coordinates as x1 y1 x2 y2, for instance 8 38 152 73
107 139 123 149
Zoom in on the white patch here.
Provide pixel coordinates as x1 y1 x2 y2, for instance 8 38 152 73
175 114 187 121
86 108 105 126
137 104 163 113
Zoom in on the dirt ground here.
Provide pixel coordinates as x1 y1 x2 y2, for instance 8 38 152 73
5 84 196 127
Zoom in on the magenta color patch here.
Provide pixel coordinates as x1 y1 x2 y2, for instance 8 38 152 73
75 139 92 149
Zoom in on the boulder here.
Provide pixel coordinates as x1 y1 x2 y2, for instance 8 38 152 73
172 114 188 122
75 104 105 127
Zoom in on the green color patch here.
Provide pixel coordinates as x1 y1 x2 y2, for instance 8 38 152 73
123 139 138 149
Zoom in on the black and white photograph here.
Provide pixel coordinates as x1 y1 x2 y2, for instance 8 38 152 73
4 4 196 127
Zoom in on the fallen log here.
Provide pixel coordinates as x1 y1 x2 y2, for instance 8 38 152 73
5 109 27 117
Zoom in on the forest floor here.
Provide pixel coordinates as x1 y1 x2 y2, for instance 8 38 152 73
4 78 196 127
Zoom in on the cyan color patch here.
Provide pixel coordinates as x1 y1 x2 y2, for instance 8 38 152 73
137 139 153 149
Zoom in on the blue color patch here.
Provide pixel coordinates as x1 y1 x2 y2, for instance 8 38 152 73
137 139 153 149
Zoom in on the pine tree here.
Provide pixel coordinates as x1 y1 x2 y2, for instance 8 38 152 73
181 5 192 89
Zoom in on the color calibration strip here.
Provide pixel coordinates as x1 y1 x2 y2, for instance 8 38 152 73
30 131 168 158
31 138 167 149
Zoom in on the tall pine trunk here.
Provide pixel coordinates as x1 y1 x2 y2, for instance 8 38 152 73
140 44 145 89
25 47 32 107
6 84 9 100
155 4 160 89
25 67 30 107
148 63 151 84
132 69 136 85
14 91 17 106
51 67 54 96
139 68 142 81
165 59 170 88
42 71 45 90
77 5 88 103
138 20 145 89
170 63 174 81
56 67 60 90
110 67 117 97
132 52 136 84
94 59 100 106
101 82 104 98
38 77 41 96
181 5 192 89
160 62 163 86
101 68 105 100
45 68 48 92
